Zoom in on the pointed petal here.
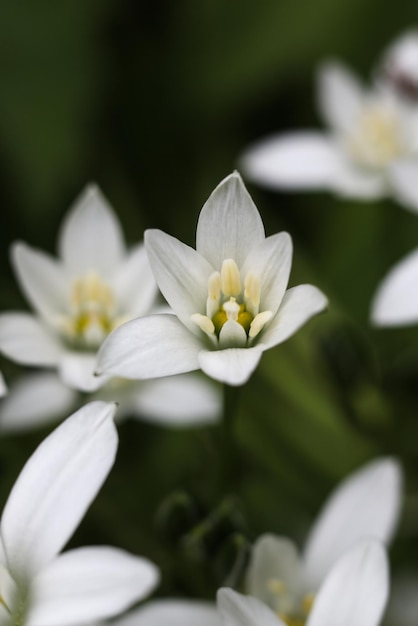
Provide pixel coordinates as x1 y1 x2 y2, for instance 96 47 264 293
58 184 125 275
0 373 76 433
130 374 221 426
58 352 108 392
371 247 418 326
240 133 339 191
145 230 213 331
111 243 158 317
27 547 159 626
11 242 69 322
307 541 389 626
303 457 402 591
389 160 418 213
1 401 118 583
317 61 364 132
217 588 284 626
247 534 301 615
0 312 63 366
241 232 293 315
198 347 263 385
260 285 327 350
96 314 201 379
196 172 265 268
115 599 219 626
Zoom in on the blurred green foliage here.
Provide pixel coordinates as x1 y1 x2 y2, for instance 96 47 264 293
0 0 417 617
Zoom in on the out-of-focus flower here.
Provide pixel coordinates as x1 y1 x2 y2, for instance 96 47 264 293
218 539 389 626
240 61 418 203
109 599 220 626
378 30 418 102
0 401 159 626
96 172 327 387
371 244 418 326
0 184 157 392
0 371 221 433
246 458 401 625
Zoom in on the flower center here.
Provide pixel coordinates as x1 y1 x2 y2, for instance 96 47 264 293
267 578 314 626
190 259 273 349
345 103 404 169
56 271 127 349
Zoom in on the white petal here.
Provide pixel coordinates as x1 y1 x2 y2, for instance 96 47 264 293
111 243 158 317
96 314 202 379
330 158 386 200
27 547 159 626
260 285 327 350
115 599 219 626
196 172 265 268
247 534 301 615
198 347 263 385
371 247 418 326
145 230 213 331
217 588 284 626
0 312 63 366
241 232 293 315
58 352 108 392
130 374 221 426
317 61 364 132
303 457 402 591
1 401 118 582
0 373 76 433
240 133 339 191
11 242 69 322
379 30 418 91
389 160 418 213
58 184 125 275
307 541 389 626
0 372 6 398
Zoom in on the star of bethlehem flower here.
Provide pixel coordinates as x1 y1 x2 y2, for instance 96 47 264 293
217 539 389 626
0 184 158 392
96 172 327 386
245 457 401 626
0 401 159 626
0 371 221 433
239 60 418 207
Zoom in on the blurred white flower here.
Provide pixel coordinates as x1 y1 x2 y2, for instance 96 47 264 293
246 458 401 625
0 184 158 392
218 539 389 626
240 61 418 204
110 599 220 626
371 244 418 326
96 172 327 387
0 401 159 626
378 30 418 101
0 371 221 433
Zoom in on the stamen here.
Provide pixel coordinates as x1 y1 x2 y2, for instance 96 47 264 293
244 272 261 316
191 313 215 336
301 593 315 614
207 271 221 318
249 310 273 338
267 578 286 595
221 259 241 297
223 298 240 321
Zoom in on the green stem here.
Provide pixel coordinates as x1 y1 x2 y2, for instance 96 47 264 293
220 383 241 491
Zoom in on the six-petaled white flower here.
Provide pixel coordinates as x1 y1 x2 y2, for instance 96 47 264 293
0 184 157 392
240 61 418 205
245 457 401 625
218 539 389 626
0 401 159 626
95 172 327 386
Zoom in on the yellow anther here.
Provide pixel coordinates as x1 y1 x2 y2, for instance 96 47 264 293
301 593 315 615
244 271 261 316
249 310 273 338
267 578 286 595
278 615 305 626
191 313 215 336
221 259 241 297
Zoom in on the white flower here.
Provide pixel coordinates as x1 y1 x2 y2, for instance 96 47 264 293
240 61 418 204
0 401 159 626
0 371 221 432
378 30 418 101
109 599 220 626
0 184 158 392
370 244 418 326
96 172 327 386
218 539 389 626
245 458 401 625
